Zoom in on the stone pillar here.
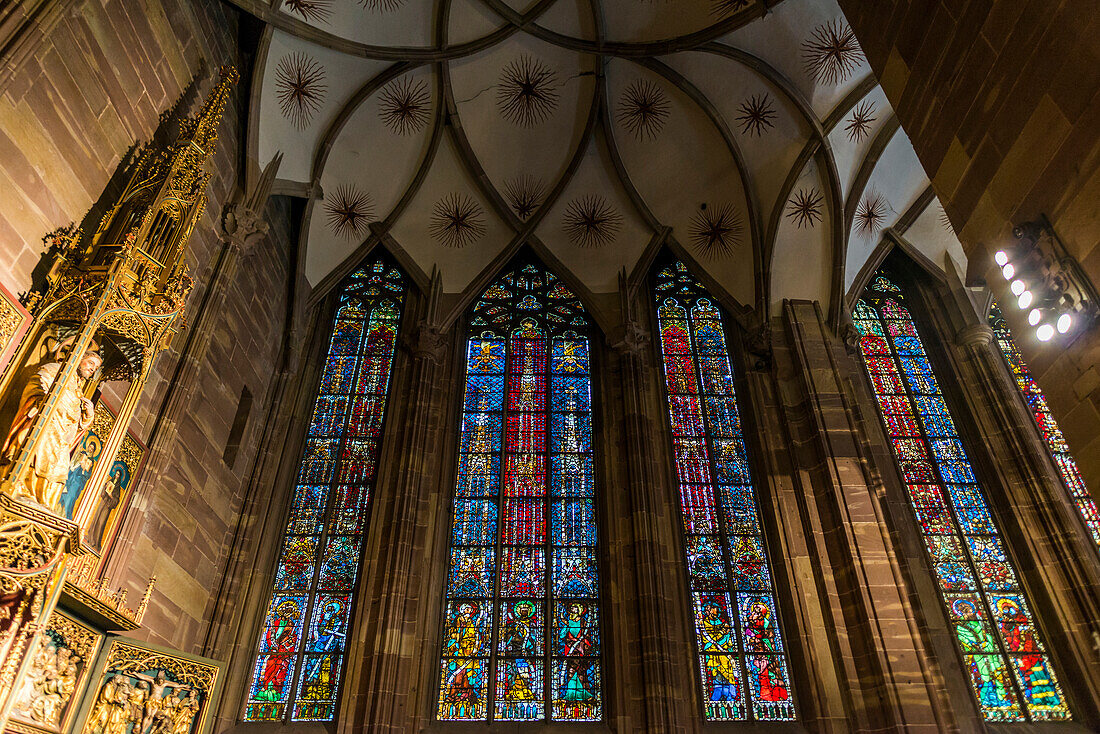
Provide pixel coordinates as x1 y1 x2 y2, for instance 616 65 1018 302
339 301 453 733
773 300 957 732
609 317 695 732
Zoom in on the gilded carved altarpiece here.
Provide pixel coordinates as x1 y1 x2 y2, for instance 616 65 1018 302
9 610 101 734
73 639 221 734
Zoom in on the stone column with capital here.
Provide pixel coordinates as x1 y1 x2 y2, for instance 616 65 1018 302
607 312 697 730
338 301 453 733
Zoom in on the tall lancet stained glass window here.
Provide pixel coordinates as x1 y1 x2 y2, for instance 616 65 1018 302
245 259 405 722
988 301 1100 550
654 262 795 722
854 274 1070 722
437 261 602 722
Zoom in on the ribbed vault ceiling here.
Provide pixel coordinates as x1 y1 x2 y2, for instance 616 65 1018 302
241 0 968 328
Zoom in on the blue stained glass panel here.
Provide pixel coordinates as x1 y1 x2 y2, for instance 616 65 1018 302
552 548 598 597
550 376 591 412
550 454 594 497
551 499 597 545
452 500 499 545
686 535 728 590
550 413 591 449
552 338 589 373
457 454 501 497
448 547 496 597
465 375 505 411
461 414 503 453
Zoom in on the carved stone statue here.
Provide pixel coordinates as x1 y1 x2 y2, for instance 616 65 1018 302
135 670 190 734
168 689 200 734
88 674 130 734
0 350 100 513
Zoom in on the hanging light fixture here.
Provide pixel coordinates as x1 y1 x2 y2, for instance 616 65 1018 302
995 216 1098 343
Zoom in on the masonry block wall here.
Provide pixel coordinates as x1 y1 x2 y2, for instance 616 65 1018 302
837 0 1100 501
0 0 294 655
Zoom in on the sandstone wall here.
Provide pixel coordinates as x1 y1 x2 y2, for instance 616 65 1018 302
837 0 1100 502
0 0 294 655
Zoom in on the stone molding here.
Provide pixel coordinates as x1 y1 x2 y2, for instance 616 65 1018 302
955 323 994 348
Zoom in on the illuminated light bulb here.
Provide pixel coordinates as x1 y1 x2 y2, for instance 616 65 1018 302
1028 308 1042 326
1010 279 1026 296
1002 263 1015 280
1017 290 1033 309
1057 313 1073 334
995 251 1009 266
1037 323 1055 342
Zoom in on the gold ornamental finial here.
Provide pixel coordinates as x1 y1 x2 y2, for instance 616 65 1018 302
179 65 239 157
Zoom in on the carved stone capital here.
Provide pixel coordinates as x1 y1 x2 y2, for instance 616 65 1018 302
404 322 449 364
955 323 995 348
216 202 269 254
610 319 650 357
839 322 862 356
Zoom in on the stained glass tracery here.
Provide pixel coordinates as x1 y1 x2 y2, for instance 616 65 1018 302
438 262 602 722
654 261 795 722
988 301 1100 550
246 259 405 722
854 274 1070 722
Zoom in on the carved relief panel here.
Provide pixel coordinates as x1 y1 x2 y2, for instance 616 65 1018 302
9 611 101 734
73 639 222 734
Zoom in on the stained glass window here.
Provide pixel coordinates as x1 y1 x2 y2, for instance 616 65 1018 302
654 262 795 722
245 259 405 722
988 301 1100 550
437 261 602 722
854 273 1071 722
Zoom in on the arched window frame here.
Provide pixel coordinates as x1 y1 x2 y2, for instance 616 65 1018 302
242 254 409 724
432 256 607 724
851 266 1073 723
648 258 798 723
